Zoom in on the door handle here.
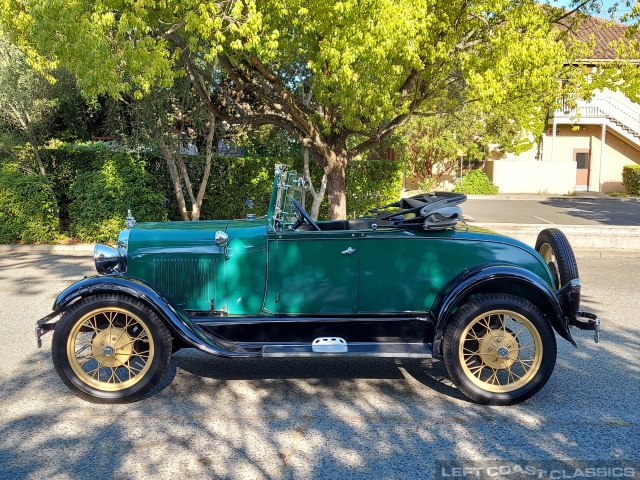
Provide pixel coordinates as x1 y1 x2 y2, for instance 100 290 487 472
341 247 356 255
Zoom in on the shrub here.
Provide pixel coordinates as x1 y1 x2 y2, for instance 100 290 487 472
0 163 59 243
1 146 404 244
200 157 403 220
68 153 167 243
622 165 640 195
345 160 403 217
454 170 499 195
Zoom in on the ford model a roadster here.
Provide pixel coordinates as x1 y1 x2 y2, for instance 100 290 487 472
36 164 600 405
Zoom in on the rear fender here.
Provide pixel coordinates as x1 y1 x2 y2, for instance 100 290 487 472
50 275 258 357
430 264 576 357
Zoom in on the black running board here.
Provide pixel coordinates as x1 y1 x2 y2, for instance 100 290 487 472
262 342 432 358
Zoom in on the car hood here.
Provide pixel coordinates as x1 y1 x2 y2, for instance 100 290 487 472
126 218 269 255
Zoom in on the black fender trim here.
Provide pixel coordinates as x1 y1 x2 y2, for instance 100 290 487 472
52 275 260 357
430 264 577 356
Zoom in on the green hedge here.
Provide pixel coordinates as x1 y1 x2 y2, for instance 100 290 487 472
345 159 403 217
622 165 640 195
1 145 403 243
454 170 499 195
167 156 402 221
0 162 59 243
68 153 167 243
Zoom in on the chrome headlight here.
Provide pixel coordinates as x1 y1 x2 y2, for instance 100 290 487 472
94 244 127 275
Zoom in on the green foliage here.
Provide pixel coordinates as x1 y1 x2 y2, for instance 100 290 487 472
0 144 403 243
418 177 437 192
454 170 499 195
345 160 403 218
68 152 167 243
201 157 278 220
0 162 59 243
622 165 640 195
3 0 617 219
200 157 403 220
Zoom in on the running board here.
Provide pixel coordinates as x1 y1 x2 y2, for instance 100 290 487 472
262 342 432 358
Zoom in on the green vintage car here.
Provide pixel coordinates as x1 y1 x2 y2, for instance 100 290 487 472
36 164 599 405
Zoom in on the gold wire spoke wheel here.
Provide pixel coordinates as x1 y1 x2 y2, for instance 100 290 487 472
539 243 560 288
459 310 543 393
66 307 155 392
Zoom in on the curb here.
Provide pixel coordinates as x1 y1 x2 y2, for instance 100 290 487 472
0 244 94 255
475 223 640 254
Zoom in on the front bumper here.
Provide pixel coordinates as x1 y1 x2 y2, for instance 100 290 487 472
556 278 601 343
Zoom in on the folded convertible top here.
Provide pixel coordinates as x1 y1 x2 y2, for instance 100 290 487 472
369 192 466 230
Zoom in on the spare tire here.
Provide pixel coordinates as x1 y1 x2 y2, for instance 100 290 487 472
535 228 579 289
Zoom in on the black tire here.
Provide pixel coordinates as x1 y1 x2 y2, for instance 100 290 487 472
535 228 579 289
443 294 557 406
52 294 173 404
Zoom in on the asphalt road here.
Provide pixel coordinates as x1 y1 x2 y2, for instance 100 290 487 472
0 253 638 479
463 197 640 226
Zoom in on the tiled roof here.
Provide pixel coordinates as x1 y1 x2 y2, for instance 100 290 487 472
556 12 640 60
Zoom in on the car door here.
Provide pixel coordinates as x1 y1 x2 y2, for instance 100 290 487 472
263 230 359 315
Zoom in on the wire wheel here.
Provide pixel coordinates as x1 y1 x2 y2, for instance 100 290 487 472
67 307 155 391
459 309 543 393
53 294 172 403
538 243 560 288
444 294 556 405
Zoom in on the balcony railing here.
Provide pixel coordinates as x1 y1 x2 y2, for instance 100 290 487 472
555 96 640 137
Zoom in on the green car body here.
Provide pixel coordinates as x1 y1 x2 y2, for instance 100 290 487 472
37 164 598 405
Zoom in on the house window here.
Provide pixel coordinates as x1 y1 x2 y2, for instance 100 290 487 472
575 152 589 169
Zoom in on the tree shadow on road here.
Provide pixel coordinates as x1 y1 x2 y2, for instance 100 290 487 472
1 323 637 480
1 255 638 478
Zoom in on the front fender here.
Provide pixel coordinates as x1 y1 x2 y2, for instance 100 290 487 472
49 275 258 357
430 264 577 356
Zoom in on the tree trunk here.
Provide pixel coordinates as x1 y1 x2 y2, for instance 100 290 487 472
302 148 327 221
325 155 347 220
192 113 215 221
158 136 190 221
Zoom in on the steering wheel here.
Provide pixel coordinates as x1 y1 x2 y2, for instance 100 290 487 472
291 199 321 231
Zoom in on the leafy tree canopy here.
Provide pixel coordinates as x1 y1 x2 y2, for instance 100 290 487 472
0 0 626 218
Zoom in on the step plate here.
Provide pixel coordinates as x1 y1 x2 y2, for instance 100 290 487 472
263 342 432 358
312 337 347 353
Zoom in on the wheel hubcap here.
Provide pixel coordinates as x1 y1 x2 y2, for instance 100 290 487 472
478 330 518 368
90 329 134 368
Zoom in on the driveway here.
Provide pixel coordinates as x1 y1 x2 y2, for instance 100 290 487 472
0 253 638 479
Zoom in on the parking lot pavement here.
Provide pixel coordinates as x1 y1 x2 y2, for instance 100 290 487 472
1 253 638 479
463 196 640 226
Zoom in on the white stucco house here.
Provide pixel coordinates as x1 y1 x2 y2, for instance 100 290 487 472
487 14 640 194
